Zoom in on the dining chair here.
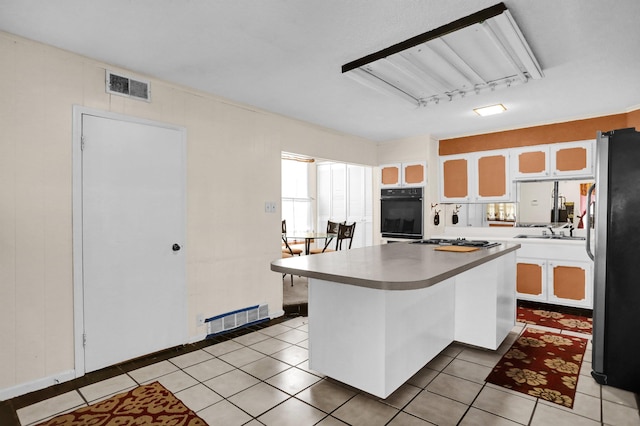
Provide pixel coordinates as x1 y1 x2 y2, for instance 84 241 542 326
309 220 344 254
281 220 302 286
282 220 303 256
281 251 294 286
335 222 356 250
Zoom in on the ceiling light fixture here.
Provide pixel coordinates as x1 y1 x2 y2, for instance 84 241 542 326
474 104 507 116
342 2 543 107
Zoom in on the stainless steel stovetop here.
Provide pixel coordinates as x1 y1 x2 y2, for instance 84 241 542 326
412 238 500 248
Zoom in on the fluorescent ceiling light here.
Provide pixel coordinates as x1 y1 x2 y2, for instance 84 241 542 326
343 2 543 107
346 68 419 106
474 104 507 116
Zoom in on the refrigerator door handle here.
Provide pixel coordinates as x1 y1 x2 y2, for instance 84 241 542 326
585 183 596 260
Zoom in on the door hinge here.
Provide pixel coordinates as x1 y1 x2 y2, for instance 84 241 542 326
81 136 85 151
83 333 87 347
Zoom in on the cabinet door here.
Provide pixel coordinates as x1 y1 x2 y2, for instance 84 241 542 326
439 155 471 202
402 161 426 187
550 140 595 179
380 163 401 188
512 146 550 180
516 258 546 302
475 153 511 201
547 260 592 308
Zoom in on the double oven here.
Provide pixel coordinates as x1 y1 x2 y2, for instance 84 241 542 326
380 187 424 239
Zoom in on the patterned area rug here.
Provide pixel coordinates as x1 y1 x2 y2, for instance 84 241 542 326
36 381 208 426
517 306 592 334
485 328 588 408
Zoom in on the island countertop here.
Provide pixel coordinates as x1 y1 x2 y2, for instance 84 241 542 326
271 241 520 291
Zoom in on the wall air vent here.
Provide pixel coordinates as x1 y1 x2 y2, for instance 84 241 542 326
205 304 270 337
106 70 151 102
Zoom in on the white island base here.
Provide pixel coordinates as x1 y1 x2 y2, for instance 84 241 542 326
308 252 516 398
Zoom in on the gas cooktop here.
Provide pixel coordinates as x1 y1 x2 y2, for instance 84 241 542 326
412 238 500 248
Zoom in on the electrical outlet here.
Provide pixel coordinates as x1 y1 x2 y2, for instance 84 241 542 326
197 313 204 326
264 201 277 213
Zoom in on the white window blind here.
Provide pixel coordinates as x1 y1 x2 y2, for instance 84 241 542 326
282 159 312 233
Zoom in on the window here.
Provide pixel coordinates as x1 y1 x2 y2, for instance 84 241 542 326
282 157 312 233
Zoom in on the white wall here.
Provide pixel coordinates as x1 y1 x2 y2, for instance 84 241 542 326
0 31 376 399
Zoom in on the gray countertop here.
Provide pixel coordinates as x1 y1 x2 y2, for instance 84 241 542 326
271 241 521 291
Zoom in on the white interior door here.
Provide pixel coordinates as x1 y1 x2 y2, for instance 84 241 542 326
82 114 186 372
347 165 373 248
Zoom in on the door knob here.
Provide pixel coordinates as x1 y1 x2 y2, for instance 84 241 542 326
172 244 181 252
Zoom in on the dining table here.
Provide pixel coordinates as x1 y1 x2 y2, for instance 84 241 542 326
284 232 337 255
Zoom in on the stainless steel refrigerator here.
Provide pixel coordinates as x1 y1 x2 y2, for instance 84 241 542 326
588 127 640 392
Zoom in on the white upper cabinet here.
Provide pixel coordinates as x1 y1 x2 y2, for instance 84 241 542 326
550 140 595 179
512 145 551 180
380 163 401 188
439 154 471 202
401 161 427 187
439 151 511 203
512 140 595 181
380 161 426 188
474 151 511 202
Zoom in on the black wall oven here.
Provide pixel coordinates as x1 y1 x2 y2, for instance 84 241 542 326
381 187 423 239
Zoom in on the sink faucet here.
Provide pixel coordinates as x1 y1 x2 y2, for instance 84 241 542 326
546 225 555 236
562 221 575 237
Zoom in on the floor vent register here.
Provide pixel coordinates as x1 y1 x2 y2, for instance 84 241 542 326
206 304 269 337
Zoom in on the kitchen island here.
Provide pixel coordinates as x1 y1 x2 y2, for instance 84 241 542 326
271 241 520 398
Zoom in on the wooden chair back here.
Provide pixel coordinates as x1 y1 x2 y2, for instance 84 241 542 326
335 222 356 250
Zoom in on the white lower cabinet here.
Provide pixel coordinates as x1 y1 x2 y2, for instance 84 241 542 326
516 243 592 309
547 260 592 308
516 257 547 301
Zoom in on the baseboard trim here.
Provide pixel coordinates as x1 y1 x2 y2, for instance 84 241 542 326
2 311 292 403
270 309 285 319
188 333 208 344
0 370 75 402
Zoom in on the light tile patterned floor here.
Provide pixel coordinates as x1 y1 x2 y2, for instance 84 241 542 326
14 316 640 426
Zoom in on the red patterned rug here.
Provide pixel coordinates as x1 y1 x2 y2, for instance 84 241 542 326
485 328 588 408
517 306 592 334
36 381 208 426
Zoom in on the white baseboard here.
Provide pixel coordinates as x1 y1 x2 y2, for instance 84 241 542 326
188 333 208 344
0 369 76 402
1 312 288 401
270 309 285 319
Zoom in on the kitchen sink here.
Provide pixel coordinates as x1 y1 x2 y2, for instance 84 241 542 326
514 234 585 241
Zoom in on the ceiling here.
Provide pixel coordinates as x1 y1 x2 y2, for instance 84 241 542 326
1 0 639 142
